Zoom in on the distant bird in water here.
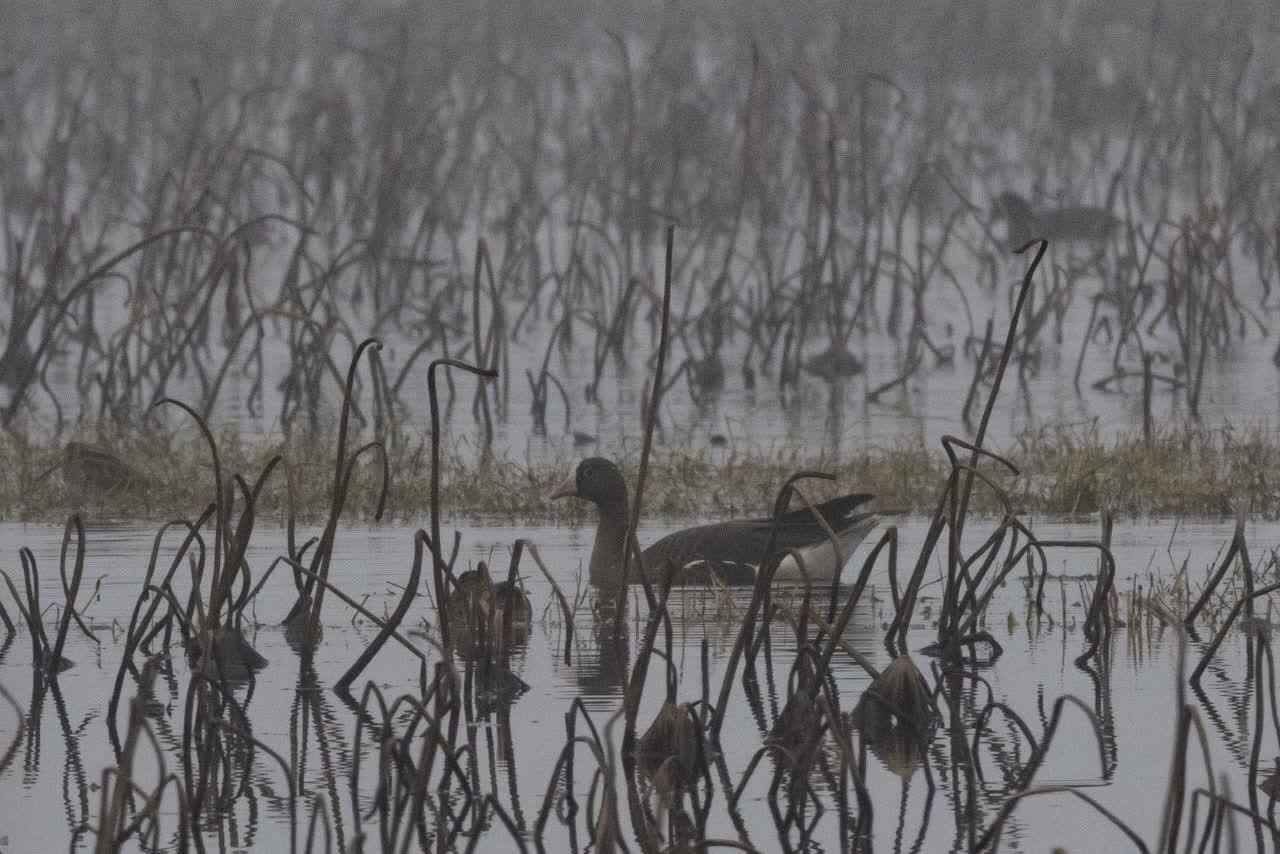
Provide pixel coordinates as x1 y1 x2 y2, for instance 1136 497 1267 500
992 191 1119 251
804 345 864 382
445 565 532 654
549 457 877 589
443 564 531 708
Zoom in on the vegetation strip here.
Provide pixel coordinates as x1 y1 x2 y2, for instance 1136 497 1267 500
15 420 1280 522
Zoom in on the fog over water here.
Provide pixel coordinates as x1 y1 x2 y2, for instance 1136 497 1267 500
0 0 1277 455
0 2 1279 852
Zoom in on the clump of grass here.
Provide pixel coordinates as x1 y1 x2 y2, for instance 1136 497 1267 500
2 418 1277 522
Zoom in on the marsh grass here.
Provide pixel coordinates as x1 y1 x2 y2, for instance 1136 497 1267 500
7 418 1280 522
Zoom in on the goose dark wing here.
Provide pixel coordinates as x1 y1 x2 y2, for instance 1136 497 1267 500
641 521 771 583
774 492 875 532
641 493 875 584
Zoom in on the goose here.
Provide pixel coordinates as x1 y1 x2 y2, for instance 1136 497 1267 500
549 457 877 588
992 192 1118 251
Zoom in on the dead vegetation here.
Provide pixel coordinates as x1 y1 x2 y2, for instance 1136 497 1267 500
4 0 1280 850
3 419 1280 521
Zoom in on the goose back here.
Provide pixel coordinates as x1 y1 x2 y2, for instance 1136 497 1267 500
642 493 876 585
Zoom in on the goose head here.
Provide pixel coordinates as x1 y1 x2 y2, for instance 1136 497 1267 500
992 191 1035 224
548 457 629 515
550 458 631 588
991 192 1036 249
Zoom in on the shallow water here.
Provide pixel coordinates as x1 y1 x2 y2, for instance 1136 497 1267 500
5 5 1276 472
25 248 1280 466
0 514 1271 852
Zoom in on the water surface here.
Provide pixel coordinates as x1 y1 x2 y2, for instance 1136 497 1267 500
0 514 1268 851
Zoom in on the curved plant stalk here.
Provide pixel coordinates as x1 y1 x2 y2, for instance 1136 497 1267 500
426 356 497 652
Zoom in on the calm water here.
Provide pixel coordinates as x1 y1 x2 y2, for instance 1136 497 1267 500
0 514 1269 851
23 241 1280 465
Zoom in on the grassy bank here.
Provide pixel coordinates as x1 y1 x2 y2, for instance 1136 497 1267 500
4 420 1277 524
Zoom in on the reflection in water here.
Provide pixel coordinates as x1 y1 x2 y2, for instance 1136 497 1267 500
573 595 632 699
292 657 349 852
0 518 1277 850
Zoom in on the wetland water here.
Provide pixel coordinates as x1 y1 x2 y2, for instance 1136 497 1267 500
6 1 1280 851
28 271 1280 465
0 515 1269 851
